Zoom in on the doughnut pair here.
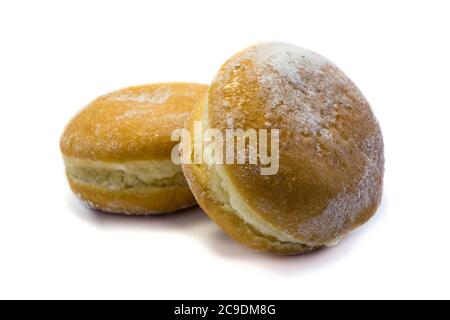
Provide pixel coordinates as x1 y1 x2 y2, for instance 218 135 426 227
61 42 384 255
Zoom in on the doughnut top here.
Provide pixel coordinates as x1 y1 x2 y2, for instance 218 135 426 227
61 83 208 162
208 42 384 245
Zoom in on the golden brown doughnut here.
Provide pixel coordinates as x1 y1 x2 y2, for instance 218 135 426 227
182 43 384 255
61 83 208 215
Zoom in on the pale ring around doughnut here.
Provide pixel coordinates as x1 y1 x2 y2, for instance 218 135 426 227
182 43 384 255
61 83 208 215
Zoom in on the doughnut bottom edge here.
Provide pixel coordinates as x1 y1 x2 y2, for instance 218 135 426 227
68 177 197 215
182 163 324 255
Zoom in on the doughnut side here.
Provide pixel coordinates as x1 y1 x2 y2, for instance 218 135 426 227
182 162 322 255
182 99 322 255
64 157 196 215
60 82 207 214
68 178 196 215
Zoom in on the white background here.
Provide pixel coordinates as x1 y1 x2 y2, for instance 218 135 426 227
0 0 449 300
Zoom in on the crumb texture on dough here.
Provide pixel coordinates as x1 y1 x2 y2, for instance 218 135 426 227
64 157 187 191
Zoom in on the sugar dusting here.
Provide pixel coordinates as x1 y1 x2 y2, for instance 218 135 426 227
301 132 384 243
209 42 384 246
215 42 367 140
60 83 208 162
107 86 183 122
109 87 172 105
115 110 189 122
252 43 335 138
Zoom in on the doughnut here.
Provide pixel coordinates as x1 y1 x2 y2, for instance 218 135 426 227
61 83 208 215
182 43 384 255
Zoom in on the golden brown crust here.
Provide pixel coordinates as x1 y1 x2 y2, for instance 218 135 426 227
182 96 322 255
183 162 322 255
61 83 206 214
68 176 196 215
183 43 384 254
60 83 208 162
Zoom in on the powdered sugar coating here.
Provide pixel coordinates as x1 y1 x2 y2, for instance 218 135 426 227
61 83 208 162
207 42 384 246
108 86 172 105
213 42 368 141
300 132 384 243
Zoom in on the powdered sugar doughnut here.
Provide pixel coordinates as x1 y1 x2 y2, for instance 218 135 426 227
182 43 384 255
61 83 208 215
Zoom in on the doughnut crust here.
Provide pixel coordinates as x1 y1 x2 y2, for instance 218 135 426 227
182 43 384 255
61 83 208 215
